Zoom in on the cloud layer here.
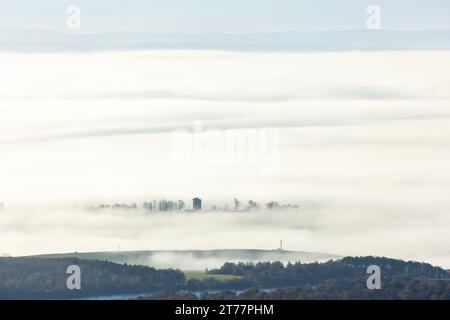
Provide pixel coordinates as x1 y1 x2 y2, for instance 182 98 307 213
0 51 449 267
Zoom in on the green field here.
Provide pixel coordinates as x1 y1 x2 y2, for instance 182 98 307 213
183 271 241 282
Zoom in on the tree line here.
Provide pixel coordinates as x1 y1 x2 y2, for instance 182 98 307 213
90 198 300 212
2 256 448 299
148 277 450 300
184 256 450 294
0 257 185 299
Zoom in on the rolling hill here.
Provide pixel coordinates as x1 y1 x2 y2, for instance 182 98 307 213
31 249 341 270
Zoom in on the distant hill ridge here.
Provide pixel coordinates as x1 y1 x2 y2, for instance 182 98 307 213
2 30 450 52
31 249 342 270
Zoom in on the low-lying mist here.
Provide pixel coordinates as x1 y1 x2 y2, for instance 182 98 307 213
1 202 449 268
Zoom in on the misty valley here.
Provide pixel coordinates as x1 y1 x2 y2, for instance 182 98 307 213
1 0 449 306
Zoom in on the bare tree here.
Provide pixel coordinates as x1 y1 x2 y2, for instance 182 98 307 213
177 200 185 211
234 198 240 211
246 200 259 211
266 201 280 210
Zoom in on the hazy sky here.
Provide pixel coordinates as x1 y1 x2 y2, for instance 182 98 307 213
0 0 449 32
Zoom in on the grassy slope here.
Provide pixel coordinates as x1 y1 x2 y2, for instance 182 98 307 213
183 270 241 282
